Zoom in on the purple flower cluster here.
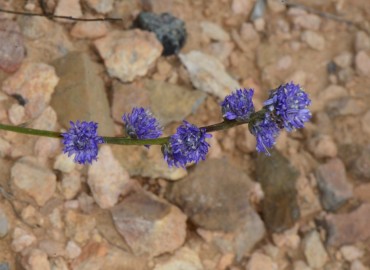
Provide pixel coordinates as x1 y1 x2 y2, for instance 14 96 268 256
62 121 104 164
223 82 311 155
249 114 280 155
163 121 212 167
122 107 162 140
264 82 312 132
221 88 255 121
61 81 311 166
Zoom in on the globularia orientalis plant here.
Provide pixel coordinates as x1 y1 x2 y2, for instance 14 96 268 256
0 82 311 167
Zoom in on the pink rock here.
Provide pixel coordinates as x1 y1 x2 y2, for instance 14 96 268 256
86 0 113 13
88 145 134 209
231 0 254 15
11 227 36 252
316 158 353 211
325 203 370 246
2 63 59 119
355 51 370 76
153 247 203 270
22 249 50 270
301 30 325 51
308 134 338 159
246 252 277 270
11 156 57 206
0 20 25 73
94 30 163 82
8 103 25 125
111 191 187 257
293 14 321 30
70 21 109 39
54 0 82 22
60 171 81 200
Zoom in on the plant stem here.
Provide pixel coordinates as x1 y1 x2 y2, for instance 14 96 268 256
0 109 267 146
0 123 63 138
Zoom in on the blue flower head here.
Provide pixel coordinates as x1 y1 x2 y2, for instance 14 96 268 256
122 107 162 140
162 121 212 167
62 121 104 164
221 88 255 121
249 113 280 156
263 82 311 132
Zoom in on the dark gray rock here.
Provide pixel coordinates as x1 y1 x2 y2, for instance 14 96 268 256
316 158 353 211
256 150 300 233
166 158 265 259
166 158 256 232
0 263 9 270
354 146 370 180
339 144 370 181
134 12 187 56
51 52 115 136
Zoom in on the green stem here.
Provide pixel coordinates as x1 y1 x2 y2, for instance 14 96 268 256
0 109 267 146
0 123 63 138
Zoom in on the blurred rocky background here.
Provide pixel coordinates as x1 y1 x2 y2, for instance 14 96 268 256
0 0 370 269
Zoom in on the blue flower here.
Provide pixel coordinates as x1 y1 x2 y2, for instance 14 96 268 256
264 82 311 132
163 121 212 167
221 88 255 121
122 107 162 140
249 113 280 155
62 121 104 164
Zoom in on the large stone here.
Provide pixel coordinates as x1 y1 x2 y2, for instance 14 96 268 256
18 16 74 62
88 145 134 209
94 30 162 82
166 158 254 231
2 62 59 119
112 80 206 126
111 191 187 257
11 156 56 206
166 159 265 259
316 158 353 211
144 80 206 125
50 52 114 135
256 150 300 232
179 50 240 99
325 203 370 246
0 20 25 73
